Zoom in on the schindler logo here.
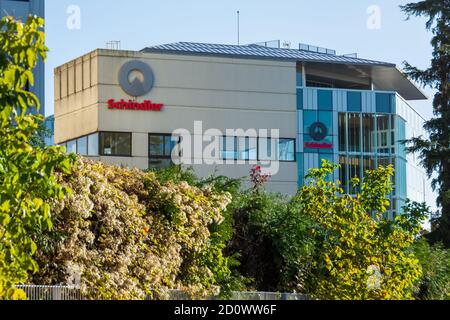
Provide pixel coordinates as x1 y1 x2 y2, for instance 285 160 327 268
304 122 333 149
108 60 164 112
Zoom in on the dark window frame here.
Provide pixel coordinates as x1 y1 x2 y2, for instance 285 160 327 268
99 131 132 157
220 136 297 163
148 133 180 165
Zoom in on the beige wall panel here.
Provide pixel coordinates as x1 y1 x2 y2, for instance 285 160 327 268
55 105 98 143
97 53 296 94
54 69 61 101
60 67 68 98
68 62 75 95
100 85 296 113
90 55 98 86
75 60 83 93
98 106 296 138
83 57 91 89
132 133 148 158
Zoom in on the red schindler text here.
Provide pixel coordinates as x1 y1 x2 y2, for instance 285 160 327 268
107 99 164 111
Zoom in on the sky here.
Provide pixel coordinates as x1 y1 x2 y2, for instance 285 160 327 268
43 0 438 210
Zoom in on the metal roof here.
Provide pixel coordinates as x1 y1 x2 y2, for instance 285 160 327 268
142 42 395 67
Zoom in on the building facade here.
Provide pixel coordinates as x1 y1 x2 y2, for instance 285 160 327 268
1 0 45 115
54 42 432 215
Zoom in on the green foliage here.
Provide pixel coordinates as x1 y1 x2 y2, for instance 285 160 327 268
226 188 315 292
294 160 426 300
413 239 450 300
0 16 73 300
401 0 450 247
151 165 248 298
32 158 241 300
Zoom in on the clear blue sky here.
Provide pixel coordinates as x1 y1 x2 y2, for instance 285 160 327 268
44 0 436 118
43 0 438 211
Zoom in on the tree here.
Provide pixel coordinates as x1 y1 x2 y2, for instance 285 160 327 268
295 161 425 300
0 16 73 299
413 239 450 300
400 0 450 247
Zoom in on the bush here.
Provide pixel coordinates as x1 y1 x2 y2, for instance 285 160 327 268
31 158 236 300
294 161 425 300
413 239 450 300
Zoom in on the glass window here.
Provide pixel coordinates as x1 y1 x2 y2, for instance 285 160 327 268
67 140 77 154
339 156 348 193
362 114 375 153
279 139 295 161
236 137 257 161
318 90 333 111
338 113 346 152
376 115 391 155
348 113 361 153
100 132 131 156
149 134 177 169
348 156 362 194
77 136 87 155
376 93 394 113
362 157 375 176
88 133 99 156
258 138 276 161
220 136 238 160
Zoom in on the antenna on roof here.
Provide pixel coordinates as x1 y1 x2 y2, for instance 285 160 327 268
237 11 240 45
106 40 121 50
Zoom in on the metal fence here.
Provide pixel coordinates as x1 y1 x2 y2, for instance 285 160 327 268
17 285 82 301
17 285 309 301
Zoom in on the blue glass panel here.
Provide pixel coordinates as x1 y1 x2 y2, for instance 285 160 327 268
296 72 303 87
297 89 303 110
376 93 394 113
303 111 318 134
318 90 333 111
298 153 304 187
347 91 362 112
318 111 333 132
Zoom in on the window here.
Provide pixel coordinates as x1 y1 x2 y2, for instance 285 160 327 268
278 139 296 161
149 134 177 169
259 138 295 162
220 136 238 160
67 140 77 154
348 113 361 153
100 132 132 156
87 133 99 156
338 113 346 152
362 114 375 153
77 136 88 156
376 115 391 155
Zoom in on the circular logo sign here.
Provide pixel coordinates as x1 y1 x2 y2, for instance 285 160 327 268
309 122 328 141
118 60 154 97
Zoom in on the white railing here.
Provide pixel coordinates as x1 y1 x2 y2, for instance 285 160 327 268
16 285 309 301
17 285 82 301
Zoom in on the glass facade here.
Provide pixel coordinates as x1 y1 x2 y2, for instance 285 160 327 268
297 81 409 216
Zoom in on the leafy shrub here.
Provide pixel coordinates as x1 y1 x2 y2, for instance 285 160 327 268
32 158 235 300
0 16 73 300
413 239 450 300
295 161 425 300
